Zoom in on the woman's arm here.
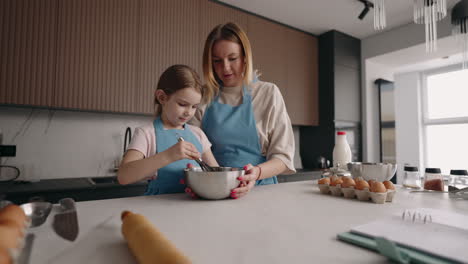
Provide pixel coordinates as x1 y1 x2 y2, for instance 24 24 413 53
231 158 286 199
117 141 201 185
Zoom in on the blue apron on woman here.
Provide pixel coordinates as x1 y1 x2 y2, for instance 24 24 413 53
144 117 202 195
202 84 277 185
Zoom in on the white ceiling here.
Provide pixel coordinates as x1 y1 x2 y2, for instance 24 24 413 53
217 0 460 39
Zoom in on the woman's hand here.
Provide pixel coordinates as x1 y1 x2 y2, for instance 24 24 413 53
230 164 260 199
165 141 200 162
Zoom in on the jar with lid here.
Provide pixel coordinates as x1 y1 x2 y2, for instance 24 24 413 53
424 168 444 191
403 166 421 189
449 170 468 199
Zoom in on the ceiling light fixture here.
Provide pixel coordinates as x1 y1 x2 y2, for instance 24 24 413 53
358 0 373 20
357 0 386 30
373 0 386 30
451 0 468 68
413 0 447 52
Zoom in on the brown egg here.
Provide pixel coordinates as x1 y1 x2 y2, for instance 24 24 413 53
368 180 376 187
0 205 26 225
0 220 24 237
370 182 387 193
355 180 370 190
383 181 395 190
341 177 356 188
0 225 21 250
0 245 12 264
318 177 330 185
330 175 339 183
330 178 343 187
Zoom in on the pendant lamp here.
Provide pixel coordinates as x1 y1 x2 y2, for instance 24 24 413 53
452 0 468 68
374 0 386 30
413 0 447 52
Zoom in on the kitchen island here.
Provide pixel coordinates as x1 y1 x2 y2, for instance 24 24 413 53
27 180 468 264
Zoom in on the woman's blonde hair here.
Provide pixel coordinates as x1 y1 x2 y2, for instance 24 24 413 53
202 22 253 103
154 64 202 116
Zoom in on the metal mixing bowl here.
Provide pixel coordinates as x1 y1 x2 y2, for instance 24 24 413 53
347 162 397 182
184 167 243 200
20 202 52 227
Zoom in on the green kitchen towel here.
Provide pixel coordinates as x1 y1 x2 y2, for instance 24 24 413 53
337 232 460 264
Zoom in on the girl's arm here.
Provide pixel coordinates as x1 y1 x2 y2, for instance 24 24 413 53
117 141 201 185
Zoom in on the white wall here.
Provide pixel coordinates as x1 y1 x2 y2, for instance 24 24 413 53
0 106 152 180
361 15 453 163
394 72 424 183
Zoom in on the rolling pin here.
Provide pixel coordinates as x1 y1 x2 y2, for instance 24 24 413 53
121 211 191 264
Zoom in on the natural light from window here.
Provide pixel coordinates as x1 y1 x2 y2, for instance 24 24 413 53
426 69 468 119
425 68 468 174
426 124 468 174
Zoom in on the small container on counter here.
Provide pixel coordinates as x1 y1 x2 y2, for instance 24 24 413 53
403 166 421 189
423 168 444 191
449 170 468 199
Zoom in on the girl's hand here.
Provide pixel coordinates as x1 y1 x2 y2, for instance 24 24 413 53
180 163 198 199
165 141 200 162
230 164 260 199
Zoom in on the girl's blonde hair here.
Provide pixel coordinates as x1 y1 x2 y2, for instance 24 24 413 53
154 64 202 116
202 22 253 103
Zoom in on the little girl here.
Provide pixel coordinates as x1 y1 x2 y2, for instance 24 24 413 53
117 65 218 195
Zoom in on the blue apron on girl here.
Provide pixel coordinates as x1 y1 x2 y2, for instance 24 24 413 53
144 117 202 195
202 83 277 185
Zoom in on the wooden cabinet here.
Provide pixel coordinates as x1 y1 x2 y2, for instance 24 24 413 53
0 0 318 124
200 1 249 47
137 0 202 114
0 0 57 107
54 0 139 112
248 17 318 126
284 28 318 126
248 16 288 99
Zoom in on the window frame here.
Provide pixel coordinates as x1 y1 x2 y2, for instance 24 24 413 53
421 64 468 170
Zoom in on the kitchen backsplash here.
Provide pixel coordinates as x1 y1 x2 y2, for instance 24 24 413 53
0 106 152 180
1 106 302 180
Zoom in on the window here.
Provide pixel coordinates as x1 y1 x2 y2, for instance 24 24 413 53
422 66 468 174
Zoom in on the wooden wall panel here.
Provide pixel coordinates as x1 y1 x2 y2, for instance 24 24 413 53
54 0 139 112
200 1 249 39
137 0 201 114
0 0 57 106
0 0 319 124
285 28 318 126
248 16 287 100
199 1 249 63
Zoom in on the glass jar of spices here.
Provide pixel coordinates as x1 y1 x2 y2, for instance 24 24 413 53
403 166 421 189
449 170 468 199
424 168 444 191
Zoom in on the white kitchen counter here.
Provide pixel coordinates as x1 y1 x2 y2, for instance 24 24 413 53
28 181 468 264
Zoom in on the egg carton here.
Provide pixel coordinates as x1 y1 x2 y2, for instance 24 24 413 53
317 183 396 204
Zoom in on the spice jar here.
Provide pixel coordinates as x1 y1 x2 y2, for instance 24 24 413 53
403 166 421 189
424 168 444 191
449 170 468 199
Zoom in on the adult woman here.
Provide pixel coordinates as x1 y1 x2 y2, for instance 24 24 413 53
190 22 296 199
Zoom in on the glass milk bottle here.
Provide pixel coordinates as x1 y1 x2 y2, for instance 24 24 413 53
333 131 352 170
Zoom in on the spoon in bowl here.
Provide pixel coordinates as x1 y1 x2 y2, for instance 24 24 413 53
177 137 213 172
